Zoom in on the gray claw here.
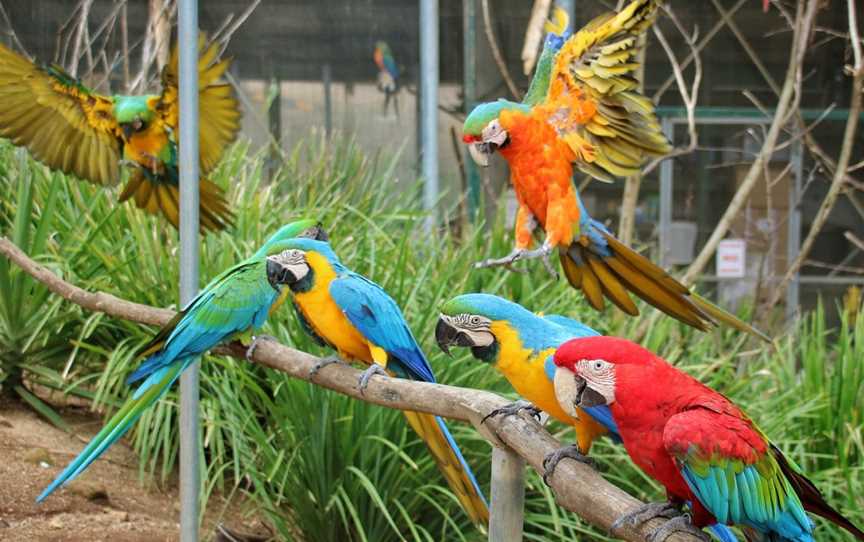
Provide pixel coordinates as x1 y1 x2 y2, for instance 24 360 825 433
358 364 388 394
542 444 595 485
245 334 277 360
646 515 710 542
308 355 344 378
474 248 527 270
481 400 542 425
610 501 681 532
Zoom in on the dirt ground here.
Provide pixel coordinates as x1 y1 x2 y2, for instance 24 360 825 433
0 399 270 542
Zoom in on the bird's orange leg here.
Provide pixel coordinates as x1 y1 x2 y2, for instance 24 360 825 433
474 204 536 272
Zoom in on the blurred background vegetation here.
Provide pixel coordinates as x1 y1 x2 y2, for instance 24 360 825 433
1 137 861 540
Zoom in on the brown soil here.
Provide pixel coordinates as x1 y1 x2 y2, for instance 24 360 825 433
0 399 270 542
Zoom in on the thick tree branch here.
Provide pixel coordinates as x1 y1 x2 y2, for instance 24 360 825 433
0 236 703 542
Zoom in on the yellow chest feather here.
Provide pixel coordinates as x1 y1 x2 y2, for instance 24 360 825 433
292 253 374 364
490 322 579 426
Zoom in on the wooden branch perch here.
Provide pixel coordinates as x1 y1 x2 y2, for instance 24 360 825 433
0 237 704 542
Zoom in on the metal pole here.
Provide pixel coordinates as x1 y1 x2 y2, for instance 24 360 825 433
420 0 439 232
786 137 803 323
463 0 480 220
323 64 332 138
178 0 200 540
658 118 674 267
488 447 525 542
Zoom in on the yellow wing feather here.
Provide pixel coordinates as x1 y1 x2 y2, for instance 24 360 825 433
0 42 121 185
544 0 672 182
158 35 241 175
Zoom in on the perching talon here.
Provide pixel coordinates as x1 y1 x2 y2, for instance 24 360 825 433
474 248 528 270
646 514 710 542
542 444 595 485
610 501 681 532
245 334 277 360
481 399 542 425
308 355 344 378
358 364 388 394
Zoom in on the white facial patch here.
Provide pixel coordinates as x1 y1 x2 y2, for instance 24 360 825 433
482 119 508 147
449 313 494 347
270 249 310 281
575 358 616 406
553 367 583 419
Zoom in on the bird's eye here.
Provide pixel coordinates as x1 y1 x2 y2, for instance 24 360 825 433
593 361 605 371
470 316 481 325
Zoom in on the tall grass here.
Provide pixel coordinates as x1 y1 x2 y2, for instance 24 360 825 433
0 135 861 541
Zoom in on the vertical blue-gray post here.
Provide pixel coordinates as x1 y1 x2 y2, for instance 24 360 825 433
420 0 439 232
178 0 201 540
658 118 674 267
463 0 480 220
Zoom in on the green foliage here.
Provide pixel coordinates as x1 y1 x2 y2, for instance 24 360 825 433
0 135 861 541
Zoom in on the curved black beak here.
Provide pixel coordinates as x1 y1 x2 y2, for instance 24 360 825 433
572 375 607 408
435 317 475 356
267 258 296 290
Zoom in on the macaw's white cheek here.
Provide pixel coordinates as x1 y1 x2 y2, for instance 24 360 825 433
553 368 581 419
288 263 310 281
465 328 494 347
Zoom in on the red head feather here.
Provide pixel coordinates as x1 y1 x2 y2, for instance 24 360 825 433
553 336 655 371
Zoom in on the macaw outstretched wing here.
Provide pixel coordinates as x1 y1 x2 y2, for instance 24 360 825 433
329 273 435 382
0 42 121 185
156 35 240 175
543 0 671 181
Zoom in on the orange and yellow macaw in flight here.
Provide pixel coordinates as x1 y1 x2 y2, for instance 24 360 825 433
0 36 240 231
463 1 767 340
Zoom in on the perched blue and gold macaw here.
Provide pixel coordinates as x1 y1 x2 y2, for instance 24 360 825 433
271 238 489 528
37 220 326 502
435 293 740 542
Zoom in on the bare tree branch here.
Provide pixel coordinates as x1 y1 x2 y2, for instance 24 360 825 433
0 235 705 542
681 0 820 286
481 0 522 100
521 0 552 76
768 1 864 309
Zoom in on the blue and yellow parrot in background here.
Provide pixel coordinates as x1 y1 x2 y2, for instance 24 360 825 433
37 220 326 502
373 41 399 117
271 238 489 528
435 293 741 542
0 36 240 231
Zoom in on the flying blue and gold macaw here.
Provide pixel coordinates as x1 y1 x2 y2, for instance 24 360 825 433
270 238 489 528
37 220 326 502
373 41 399 117
0 36 240 231
435 293 740 542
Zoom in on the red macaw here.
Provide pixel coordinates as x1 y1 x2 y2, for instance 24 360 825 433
551 336 864 542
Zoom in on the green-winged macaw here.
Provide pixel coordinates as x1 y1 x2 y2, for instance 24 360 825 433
37 220 326 502
552 336 864 542
0 36 239 231
270 238 489 528
435 293 741 542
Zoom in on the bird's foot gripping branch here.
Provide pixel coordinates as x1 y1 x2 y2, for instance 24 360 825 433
0 236 707 542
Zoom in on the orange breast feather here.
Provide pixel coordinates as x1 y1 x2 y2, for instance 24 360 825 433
498 109 581 247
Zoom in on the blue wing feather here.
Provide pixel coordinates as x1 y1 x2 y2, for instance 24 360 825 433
329 273 435 382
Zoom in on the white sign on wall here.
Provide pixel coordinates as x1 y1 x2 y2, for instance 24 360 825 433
717 239 746 278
